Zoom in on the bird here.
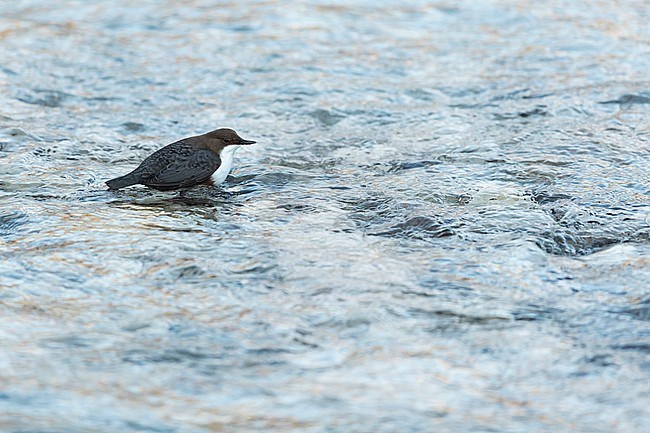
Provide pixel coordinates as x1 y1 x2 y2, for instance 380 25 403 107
105 128 255 191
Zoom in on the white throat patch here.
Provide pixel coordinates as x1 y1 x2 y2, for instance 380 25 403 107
211 145 240 185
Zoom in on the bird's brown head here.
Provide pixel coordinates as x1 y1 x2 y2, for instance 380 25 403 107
204 128 256 147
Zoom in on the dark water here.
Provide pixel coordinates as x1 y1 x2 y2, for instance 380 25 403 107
1 1 649 432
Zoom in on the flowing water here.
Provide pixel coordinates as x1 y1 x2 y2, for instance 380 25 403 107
1 1 649 432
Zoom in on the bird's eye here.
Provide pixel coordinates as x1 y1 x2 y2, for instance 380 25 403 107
224 138 231 143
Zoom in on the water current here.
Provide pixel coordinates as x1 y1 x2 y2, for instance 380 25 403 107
1 1 649 432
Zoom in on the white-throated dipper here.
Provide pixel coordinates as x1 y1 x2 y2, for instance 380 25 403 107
105 128 255 191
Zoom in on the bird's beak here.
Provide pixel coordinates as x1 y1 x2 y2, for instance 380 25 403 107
239 139 256 145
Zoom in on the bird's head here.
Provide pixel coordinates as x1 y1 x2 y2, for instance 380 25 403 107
205 128 256 147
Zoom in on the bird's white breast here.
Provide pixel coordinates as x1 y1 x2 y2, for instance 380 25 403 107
211 145 240 185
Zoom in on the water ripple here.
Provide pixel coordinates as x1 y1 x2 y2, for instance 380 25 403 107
1 0 649 432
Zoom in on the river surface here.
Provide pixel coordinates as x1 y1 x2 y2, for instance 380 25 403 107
1 1 649 432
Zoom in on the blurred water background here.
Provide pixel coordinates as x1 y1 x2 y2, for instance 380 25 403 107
0 0 649 432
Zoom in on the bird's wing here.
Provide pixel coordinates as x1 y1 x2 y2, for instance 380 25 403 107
143 147 221 190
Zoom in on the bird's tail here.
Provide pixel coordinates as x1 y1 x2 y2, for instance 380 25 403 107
106 174 138 190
